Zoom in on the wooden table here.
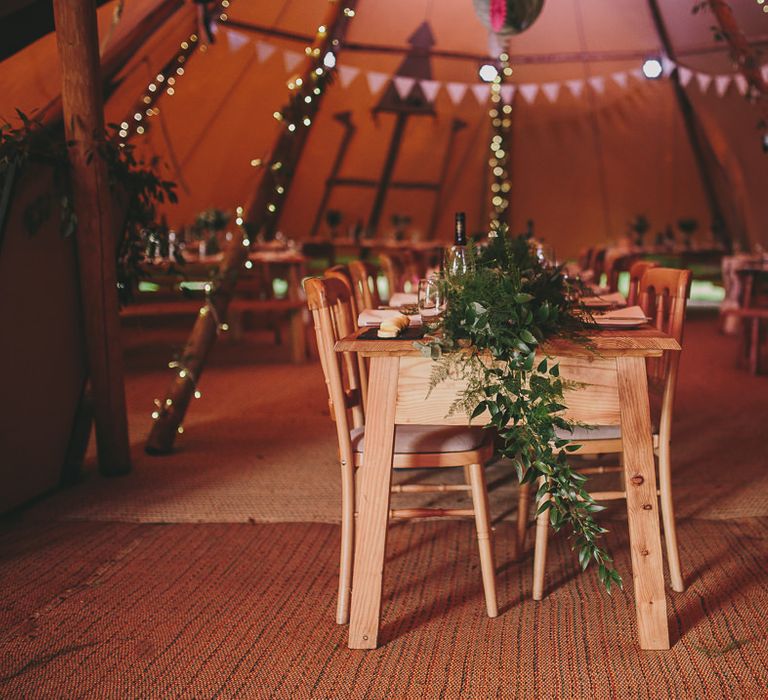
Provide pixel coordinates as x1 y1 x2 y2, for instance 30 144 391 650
335 326 680 651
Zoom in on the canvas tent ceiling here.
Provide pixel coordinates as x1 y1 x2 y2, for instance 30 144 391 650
1 0 766 257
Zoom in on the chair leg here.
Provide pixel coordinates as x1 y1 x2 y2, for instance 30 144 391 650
468 463 499 618
658 440 684 592
532 477 550 601
516 481 531 560
336 458 355 624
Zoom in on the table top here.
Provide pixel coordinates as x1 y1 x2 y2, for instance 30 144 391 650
336 325 680 358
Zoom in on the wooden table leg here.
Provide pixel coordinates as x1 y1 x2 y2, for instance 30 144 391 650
616 355 671 650
348 355 399 649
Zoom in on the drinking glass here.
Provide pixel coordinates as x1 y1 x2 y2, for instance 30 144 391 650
418 276 447 334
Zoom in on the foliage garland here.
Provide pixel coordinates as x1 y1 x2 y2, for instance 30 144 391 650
0 111 177 304
419 226 622 592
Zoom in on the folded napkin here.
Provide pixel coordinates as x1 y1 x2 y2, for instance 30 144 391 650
581 291 627 308
358 308 421 327
389 292 418 307
593 305 648 327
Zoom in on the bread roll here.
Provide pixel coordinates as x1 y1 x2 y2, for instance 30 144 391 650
377 313 409 338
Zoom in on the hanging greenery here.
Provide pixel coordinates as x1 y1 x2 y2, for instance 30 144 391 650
418 225 622 592
0 111 177 304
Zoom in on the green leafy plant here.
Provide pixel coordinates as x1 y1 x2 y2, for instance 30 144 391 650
0 111 178 303
417 225 622 592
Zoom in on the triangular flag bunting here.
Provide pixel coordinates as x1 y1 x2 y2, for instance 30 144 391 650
566 79 584 99
366 71 389 94
661 56 676 76
500 85 515 103
629 68 644 81
337 64 360 88
541 82 560 103
471 83 491 104
419 79 441 102
696 72 712 93
255 40 276 63
519 83 539 104
224 28 249 52
393 76 416 99
283 50 302 72
611 72 628 89
714 74 730 97
588 76 606 95
678 66 693 87
734 74 748 96
446 82 468 105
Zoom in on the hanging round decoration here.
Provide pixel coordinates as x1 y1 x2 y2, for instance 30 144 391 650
472 0 545 37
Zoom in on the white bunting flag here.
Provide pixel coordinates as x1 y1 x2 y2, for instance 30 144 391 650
446 82 468 105
500 85 515 103
283 50 303 72
611 72 629 89
419 79 441 103
366 71 389 95
588 76 606 95
255 40 276 63
471 83 491 104
678 66 693 87
629 68 644 81
519 83 539 104
224 28 249 52
714 74 731 97
734 74 748 96
566 79 584 99
661 56 676 76
393 76 416 99
337 64 360 88
696 72 713 93
541 82 560 103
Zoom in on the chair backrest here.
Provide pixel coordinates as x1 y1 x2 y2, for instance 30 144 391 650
627 260 658 305
604 251 640 293
305 277 365 467
638 267 692 396
348 260 382 310
325 264 357 318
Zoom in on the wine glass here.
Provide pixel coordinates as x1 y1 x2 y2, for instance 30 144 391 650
418 276 447 335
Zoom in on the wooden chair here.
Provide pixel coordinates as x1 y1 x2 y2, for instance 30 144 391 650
378 251 419 298
604 251 641 293
518 267 692 598
306 276 498 624
627 260 658 305
348 260 382 311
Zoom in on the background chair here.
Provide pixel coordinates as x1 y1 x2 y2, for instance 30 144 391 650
348 260 382 311
305 276 499 625
518 267 692 598
627 259 658 305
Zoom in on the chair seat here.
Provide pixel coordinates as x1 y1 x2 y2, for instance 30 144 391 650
351 425 489 454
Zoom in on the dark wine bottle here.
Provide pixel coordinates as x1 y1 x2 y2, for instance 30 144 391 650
445 212 470 278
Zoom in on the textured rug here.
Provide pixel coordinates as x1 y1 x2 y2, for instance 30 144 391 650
1 518 767 699
19 315 768 526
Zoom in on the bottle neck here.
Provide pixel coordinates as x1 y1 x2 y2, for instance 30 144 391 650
454 213 466 246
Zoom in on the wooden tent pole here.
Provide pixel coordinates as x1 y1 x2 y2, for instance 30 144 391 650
146 0 357 455
53 0 131 475
427 118 466 240
248 0 358 239
367 112 408 235
309 111 356 238
647 0 732 251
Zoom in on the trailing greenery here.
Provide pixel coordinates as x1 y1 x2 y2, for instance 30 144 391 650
418 226 622 592
0 111 177 304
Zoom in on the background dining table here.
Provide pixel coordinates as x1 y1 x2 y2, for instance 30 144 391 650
335 325 680 651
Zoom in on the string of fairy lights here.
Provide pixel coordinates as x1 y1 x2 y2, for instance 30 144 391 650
147 1 356 439
117 1 232 143
487 53 514 231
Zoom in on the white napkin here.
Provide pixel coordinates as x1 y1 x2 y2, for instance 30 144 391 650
581 291 627 308
389 292 418 307
358 309 422 327
593 305 648 327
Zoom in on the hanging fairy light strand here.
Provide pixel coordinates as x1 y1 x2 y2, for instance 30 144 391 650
247 2 357 239
488 52 513 231
118 1 232 143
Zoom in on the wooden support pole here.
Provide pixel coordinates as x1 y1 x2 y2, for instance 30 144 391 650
145 230 247 454
246 0 358 239
310 111 356 238
367 112 408 235
147 0 357 454
53 0 131 476
647 0 732 252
